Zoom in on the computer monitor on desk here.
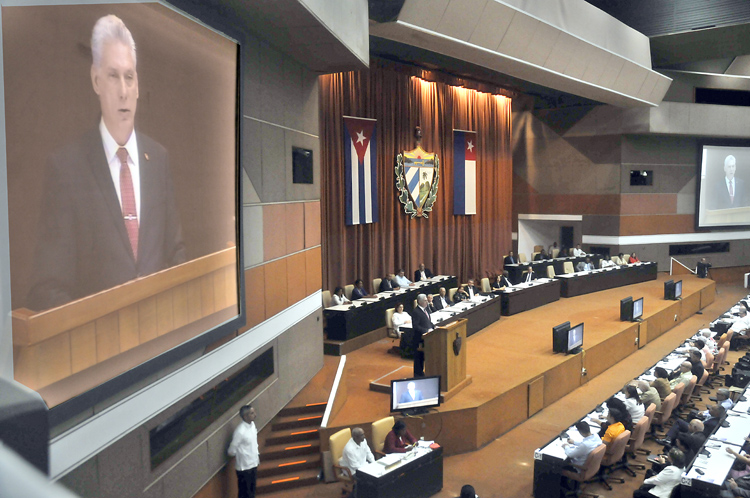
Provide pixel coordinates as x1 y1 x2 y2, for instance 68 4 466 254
567 323 584 354
632 297 644 321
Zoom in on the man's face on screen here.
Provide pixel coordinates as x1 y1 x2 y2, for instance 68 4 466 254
725 157 736 180
91 41 139 145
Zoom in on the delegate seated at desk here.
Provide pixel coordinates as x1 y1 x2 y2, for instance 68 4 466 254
601 257 617 268
466 279 481 299
454 285 470 303
492 271 513 290
340 427 374 475
576 257 595 272
393 269 412 288
331 286 351 306
391 303 412 337
379 275 396 292
351 279 369 300
534 249 549 261
520 266 536 284
384 420 417 454
414 263 434 282
633 447 686 498
561 421 601 468
573 244 586 257
503 252 517 266
433 287 450 310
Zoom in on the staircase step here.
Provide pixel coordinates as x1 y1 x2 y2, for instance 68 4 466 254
256 468 320 495
258 453 321 478
277 402 327 417
272 414 324 431
265 428 319 446
262 441 320 460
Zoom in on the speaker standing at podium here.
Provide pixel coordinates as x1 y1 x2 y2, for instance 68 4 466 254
410 294 433 377
711 154 746 209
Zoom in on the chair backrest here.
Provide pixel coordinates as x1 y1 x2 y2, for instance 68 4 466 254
643 403 656 432
681 375 698 402
657 393 677 423
717 334 727 350
372 278 382 294
551 248 560 258
534 245 544 252
623 253 631 262
502 254 508 263
671 382 686 406
712 347 727 372
322 290 332 309
480 277 491 292
726 330 735 344
531 252 540 261
371 416 394 453
344 284 354 300
580 444 607 481
696 370 709 388
628 417 649 454
385 308 395 329
329 428 352 464
603 430 631 466
449 287 458 302
563 261 575 274
704 351 714 370
518 253 528 263
612 256 622 265
546 265 555 278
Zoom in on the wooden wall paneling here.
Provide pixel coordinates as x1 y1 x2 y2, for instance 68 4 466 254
138 296 158 344
285 202 305 254
172 283 189 330
477 384 527 447
37 332 71 387
156 290 175 337
305 247 322 296
187 279 203 323
680 290 700 318
528 376 545 417
70 322 97 373
423 408 478 455
264 258 288 318
262 204 287 261
286 251 307 307
95 313 120 362
304 201 321 248
647 302 681 342
243 266 266 330
584 325 638 380
13 344 38 388
544 356 583 407
701 283 716 309
200 274 216 317
638 321 648 349
118 304 139 352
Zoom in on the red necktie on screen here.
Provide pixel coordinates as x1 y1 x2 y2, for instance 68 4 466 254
730 180 735 204
117 147 138 260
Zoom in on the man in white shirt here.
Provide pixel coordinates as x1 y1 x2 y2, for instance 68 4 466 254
339 427 374 475
562 421 601 468
730 308 750 335
669 362 694 389
573 244 586 257
228 405 259 498
601 258 616 268
393 269 412 288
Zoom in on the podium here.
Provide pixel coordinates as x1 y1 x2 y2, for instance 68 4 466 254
423 318 472 401
12 247 238 406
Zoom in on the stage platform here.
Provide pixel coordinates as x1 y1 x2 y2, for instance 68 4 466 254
307 273 715 457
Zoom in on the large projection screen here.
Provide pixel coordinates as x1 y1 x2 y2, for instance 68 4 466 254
2 1 242 410
697 142 750 229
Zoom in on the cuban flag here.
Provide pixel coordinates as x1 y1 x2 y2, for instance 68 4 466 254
454 130 477 215
343 116 378 226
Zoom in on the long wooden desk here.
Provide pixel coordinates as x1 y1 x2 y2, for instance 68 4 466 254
505 254 602 284
324 276 457 341
555 262 657 298
356 446 443 498
496 278 561 316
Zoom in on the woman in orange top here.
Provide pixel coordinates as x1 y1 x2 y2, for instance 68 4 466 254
629 252 641 263
602 409 626 444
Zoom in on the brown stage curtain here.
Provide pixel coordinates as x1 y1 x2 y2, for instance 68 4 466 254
320 60 512 293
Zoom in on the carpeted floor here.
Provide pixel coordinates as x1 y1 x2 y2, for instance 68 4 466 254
268 281 747 498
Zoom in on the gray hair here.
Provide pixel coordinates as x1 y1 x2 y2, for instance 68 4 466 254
725 155 736 167
417 294 427 305
718 388 730 398
92 15 137 67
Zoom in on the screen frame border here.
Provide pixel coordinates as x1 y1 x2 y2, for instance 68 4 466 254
632 297 644 320
567 322 584 352
24 0 249 426
695 137 750 231
390 375 442 413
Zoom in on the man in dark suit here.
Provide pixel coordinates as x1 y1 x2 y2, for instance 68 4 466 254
503 251 517 266
466 279 481 299
410 294 433 377
711 154 746 209
702 404 725 436
27 15 185 310
521 265 536 283
433 287 450 310
414 263 434 282
398 381 423 403
379 275 395 292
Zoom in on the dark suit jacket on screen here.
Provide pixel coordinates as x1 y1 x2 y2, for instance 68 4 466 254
414 268 434 282
711 177 746 210
28 128 186 310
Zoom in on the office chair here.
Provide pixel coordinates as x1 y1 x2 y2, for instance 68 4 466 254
480 278 491 292
560 443 606 497
322 290 332 309
590 429 630 489
385 308 398 339
546 265 555 278
371 416 394 458
344 284 354 301
623 417 649 474
329 428 353 495
563 261 575 274
649 392 677 437
372 278 382 294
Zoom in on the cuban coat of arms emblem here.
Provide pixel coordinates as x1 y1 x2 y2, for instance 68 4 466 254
395 127 439 218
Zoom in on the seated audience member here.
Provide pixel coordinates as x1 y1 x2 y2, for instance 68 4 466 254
492 271 513 290
454 285 470 303
637 380 661 412
351 279 369 300
696 257 711 278
702 404 726 435
669 361 693 389
601 409 626 444
688 350 705 381
647 433 697 477
391 303 412 337
534 249 549 261
692 339 708 361
633 448 686 498
656 416 705 448
503 251 517 266
379 275 395 292
650 367 672 400
573 244 586 257
426 294 436 313
414 263 434 282
716 388 736 412
576 257 595 272
726 446 750 480
393 269 412 288
549 241 559 256
562 421 602 468
383 420 417 454
623 384 645 423
331 286 351 306
466 279 481 299
339 427 374 475
730 308 750 335
629 252 641 263
702 329 717 349
601 257 617 268
521 265 536 283
599 396 633 432
434 287 450 310
459 485 478 498
618 253 626 264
